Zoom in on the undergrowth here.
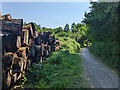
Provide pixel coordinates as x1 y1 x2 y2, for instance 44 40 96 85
89 42 119 71
22 36 89 88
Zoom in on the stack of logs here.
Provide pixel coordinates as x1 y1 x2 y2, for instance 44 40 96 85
1 14 59 88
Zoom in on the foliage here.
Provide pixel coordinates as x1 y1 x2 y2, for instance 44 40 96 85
64 24 70 32
58 37 81 53
25 51 89 88
71 22 76 32
24 29 90 88
21 7 93 88
33 21 90 48
19 71 27 88
83 2 120 70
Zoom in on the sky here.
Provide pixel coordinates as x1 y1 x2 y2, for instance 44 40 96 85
2 2 91 29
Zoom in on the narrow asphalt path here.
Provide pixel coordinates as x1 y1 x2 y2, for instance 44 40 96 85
81 48 118 88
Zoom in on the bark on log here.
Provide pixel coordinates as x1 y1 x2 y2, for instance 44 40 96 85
29 42 36 58
1 19 23 36
2 33 17 52
23 29 29 46
34 36 41 45
12 73 17 83
16 36 21 48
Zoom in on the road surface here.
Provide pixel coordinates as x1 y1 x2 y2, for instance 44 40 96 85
81 48 118 88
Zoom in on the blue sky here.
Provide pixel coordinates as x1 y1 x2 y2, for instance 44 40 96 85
2 2 91 29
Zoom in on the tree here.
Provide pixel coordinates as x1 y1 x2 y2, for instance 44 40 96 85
54 27 63 34
71 22 76 32
24 22 27 25
82 2 119 69
42 27 46 30
64 24 70 32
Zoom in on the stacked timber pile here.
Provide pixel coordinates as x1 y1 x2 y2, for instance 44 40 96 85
1 14 59 89
34 31 59 63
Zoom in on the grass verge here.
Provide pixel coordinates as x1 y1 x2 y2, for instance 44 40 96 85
88 47 119 77
24 50 89 88
19 36 90 88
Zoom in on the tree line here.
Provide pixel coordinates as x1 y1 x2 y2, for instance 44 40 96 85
83 2 120 71
30 22 90 48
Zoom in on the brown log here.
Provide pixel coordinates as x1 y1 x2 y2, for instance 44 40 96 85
44 44 48 50
23 29 29 45
23 24 30 29
1 19 23 36
34 35 41 45
17 47 29 60
23 22 35 38
2 33 17 52
0 14 12 20
2 63 11 89
48 46 51 53
17 72 22 80
22 49 28 60
26 60 31 71
35 45 41 55
2 52 14 69
12 73 17 83
46 50 49 58
16 36 21 48
43 50 46 57
6 71 12 88
29 22 35 37
39 32 44 40
29 43 36 57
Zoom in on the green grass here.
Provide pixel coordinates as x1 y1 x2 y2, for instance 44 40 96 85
21 36 89 88
24 50 88 88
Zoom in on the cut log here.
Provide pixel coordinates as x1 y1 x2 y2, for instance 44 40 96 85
23 60 27 70
2 70 12 88
48 46 51 53
23 29 29 46
1 19 23 36
29 22 35 38
6 71 12 88
17 47 29 60
46 50 49 58
35 45 41 55
30 45 36 58
22 48 29 60
16 36 21 48
26 60 31 71
2 52 14 70
2 33 17 52
34 35 41 45
12 73 17 83
23 22 35 38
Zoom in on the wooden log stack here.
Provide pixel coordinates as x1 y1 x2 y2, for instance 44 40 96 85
1 14 60 89
34 31 59 63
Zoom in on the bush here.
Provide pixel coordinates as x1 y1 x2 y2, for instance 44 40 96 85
89 42 119 69
58 37 81 53
48 52 62 64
